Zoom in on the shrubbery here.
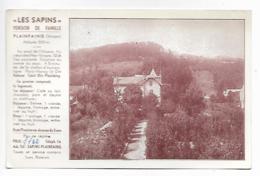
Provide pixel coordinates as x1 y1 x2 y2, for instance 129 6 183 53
70 83 144 159
146 104 244 159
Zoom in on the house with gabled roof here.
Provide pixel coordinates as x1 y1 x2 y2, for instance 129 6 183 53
113 69 162 102
223 85 244 109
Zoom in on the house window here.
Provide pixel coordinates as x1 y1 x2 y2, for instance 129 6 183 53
149 80 153 86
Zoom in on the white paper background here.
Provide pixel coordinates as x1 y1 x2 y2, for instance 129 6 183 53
0 0 259 175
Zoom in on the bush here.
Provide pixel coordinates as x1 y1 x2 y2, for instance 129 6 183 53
181 81 205 116
146 104 244 159
160 99 176 113
70 118 89 133
70 112 82 123
142 94 159 114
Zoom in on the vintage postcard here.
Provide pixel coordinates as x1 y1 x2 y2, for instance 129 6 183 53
6 10 251 168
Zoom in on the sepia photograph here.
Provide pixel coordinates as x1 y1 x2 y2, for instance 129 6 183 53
69 18 245 160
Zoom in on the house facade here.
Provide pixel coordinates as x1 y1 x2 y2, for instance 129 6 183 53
223 85 245 109
113 69 162 102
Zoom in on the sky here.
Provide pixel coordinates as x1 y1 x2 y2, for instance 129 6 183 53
70 19 244 58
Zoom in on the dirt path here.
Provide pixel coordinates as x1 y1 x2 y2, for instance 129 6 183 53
122 120 148 160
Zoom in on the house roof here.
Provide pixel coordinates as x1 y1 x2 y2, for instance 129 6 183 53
113 69 161 86
149 69 157 77
113 75 145 85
